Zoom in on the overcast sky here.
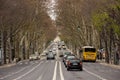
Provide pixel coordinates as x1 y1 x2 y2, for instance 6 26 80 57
46 0 57 21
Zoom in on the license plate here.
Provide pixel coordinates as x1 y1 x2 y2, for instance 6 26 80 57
87 56 92 59
73 63 78 65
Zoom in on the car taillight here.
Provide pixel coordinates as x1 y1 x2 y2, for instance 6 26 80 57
67 61 70 65
80 62 82 65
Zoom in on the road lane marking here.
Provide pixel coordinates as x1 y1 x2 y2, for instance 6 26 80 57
36 75 42 80
0 66 30 79
59 62 64 80
84 68 107 80
13 62 42 80
52 61 57 80
0 74 11 79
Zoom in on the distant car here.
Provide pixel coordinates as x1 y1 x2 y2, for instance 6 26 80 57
29 54 39 61
47 53 55 60
58 46 61 50
53 48 56 51
62 51 71 62
62 45 66 50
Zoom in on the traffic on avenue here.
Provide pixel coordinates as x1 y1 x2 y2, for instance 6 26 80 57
0 39 120 80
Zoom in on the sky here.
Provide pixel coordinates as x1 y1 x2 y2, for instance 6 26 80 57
46 0 57 21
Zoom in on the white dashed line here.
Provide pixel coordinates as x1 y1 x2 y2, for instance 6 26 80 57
0 66 30 79
46 61 48 63
36 75 42 80
0 74 11 79
13 62 42 80
84 68 107 80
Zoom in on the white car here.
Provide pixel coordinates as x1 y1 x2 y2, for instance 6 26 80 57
29 54 39 61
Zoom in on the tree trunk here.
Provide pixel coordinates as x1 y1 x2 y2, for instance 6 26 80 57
3 31 7 64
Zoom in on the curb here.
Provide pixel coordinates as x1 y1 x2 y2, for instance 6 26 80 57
100 63 120 69
0 63 16 69
17 59 29 64
97 60 120 69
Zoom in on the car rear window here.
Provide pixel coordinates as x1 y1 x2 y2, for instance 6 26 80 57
85 48 96 52
67 56 75 59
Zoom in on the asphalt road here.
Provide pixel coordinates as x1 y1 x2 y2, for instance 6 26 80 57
0 57 120 80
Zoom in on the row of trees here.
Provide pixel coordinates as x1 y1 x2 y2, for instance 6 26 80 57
0 0 56 64
56 0 120 64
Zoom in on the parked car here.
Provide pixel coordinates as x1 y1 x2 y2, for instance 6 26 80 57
47 53 55 60
29 54 39 61
66 57 83 71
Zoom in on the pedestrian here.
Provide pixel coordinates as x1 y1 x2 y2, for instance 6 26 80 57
100 52 102 60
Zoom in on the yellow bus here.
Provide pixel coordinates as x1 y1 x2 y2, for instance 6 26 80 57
79 46 97 62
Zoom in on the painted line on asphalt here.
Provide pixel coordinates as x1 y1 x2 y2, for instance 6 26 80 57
0 74 11 79
46 61 48 63
52 61 58 80
59 62 64 80
84 68 107 80
13 62 42 80
36 74 42 80
0 65 31 79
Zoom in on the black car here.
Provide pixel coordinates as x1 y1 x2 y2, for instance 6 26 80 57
65 56 83 71
47 53 55 60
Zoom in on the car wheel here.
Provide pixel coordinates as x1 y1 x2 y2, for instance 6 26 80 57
79 68 83 71
67 67 70 71
65 64 67 67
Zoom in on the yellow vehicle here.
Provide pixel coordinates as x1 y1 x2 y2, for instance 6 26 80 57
79 46 97 62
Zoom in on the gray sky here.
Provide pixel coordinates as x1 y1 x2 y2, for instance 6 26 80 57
46 0 57 21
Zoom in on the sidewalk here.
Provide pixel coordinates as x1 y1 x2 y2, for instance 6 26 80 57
0 63 16 69
97 59 120 69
